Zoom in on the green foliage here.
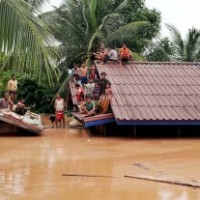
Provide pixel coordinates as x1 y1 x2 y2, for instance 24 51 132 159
41 0 161 66
147 25 200 62
167 24 200 62
145 38 173 61
17 78 61 113
0 0 60 87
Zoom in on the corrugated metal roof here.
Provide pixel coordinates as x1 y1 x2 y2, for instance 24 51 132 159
96 62 200 122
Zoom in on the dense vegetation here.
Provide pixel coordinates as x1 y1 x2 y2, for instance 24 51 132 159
41 0 161 66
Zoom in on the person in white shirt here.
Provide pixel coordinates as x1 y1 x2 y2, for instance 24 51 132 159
7 74 18 101
106 46 118 62
54 94 66 128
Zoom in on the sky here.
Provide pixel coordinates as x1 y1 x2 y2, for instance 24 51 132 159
43 0 200 38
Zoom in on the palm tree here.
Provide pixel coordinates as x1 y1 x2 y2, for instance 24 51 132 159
0 0 60 86
41 0 149 66
167 24 200 62
145 37 173 61
25 0 48 9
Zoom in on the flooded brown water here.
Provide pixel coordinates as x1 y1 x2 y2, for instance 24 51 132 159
1 118 200 199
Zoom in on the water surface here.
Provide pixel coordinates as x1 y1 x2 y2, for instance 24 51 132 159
1 121 200 200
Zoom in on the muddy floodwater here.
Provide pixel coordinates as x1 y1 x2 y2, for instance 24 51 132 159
1 120 200 199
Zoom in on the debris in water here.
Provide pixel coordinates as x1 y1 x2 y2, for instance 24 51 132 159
133 163 150 170
124 174 200 188
62 173 116 178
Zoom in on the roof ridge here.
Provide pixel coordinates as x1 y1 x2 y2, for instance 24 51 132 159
133 61 198 65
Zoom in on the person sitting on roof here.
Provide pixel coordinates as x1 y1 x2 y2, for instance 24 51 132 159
105 82 112 95
0 92 14 112
93 82 101 100
105 45 118 63
84 77 95 98
99 72 109 95
73 74 82 86
118 44 133 64
80 95 96 118
94 43 109 64
99 87 113 114
89 64 97 80
74 84 84 105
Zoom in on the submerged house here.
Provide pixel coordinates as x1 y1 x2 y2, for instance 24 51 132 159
68 62 200 130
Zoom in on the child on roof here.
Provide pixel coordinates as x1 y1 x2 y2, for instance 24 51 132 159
74 84 84 105
105 82 112 95
84 77 95 98
93 82 101 100
89 64 97 80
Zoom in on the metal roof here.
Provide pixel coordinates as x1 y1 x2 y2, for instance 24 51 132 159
96 62 200 124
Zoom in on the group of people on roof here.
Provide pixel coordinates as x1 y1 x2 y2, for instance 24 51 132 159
91 43 133 64
71 63 112 118
69 43 134 119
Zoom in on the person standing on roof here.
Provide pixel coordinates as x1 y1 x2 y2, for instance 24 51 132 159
118 44 133 64
7 74 18 102
78 63 88 85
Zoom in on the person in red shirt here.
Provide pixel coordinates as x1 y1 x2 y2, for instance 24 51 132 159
118 44 133 64
75 84 84 104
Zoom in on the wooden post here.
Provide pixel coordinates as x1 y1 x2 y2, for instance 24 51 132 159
134 126 137 138
177 126 181 137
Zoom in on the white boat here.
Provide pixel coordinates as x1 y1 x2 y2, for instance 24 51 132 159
0 110 43 134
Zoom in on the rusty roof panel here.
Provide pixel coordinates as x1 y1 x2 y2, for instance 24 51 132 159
96 62 200 121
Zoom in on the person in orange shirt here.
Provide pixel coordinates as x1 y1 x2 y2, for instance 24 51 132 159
118 44 133 64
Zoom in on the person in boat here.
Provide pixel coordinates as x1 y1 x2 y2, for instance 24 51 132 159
105 45 118 63
80 95 96 118
118 44 133 64
15 99 28 115
7 74 18 102
54 93 66 128
99 72 109 95
0 92 14 112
